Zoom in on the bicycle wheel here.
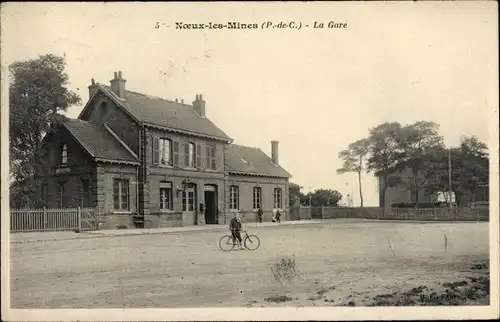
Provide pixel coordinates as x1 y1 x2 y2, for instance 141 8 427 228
244 234 260 250
219 235 236 251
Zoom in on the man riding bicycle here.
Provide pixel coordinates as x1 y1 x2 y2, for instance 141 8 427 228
229 212 244 250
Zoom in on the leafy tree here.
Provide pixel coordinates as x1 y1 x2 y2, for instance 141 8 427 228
397 121 445 205
301 189 342 207
290 190 305 207
9 54 81 207
425 136 489 206
336 138 370 207
366 122 407 207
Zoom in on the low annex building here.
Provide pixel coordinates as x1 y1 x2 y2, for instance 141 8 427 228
39 71 292 229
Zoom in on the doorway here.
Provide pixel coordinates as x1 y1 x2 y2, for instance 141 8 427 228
204 185 218 224
182 184 197 225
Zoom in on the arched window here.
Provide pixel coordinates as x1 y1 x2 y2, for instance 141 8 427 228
61 144 68 165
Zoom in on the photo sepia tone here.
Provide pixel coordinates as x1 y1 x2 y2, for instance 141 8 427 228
1 1 498 321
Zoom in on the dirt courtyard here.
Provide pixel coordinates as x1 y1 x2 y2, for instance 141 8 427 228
10 219 489 308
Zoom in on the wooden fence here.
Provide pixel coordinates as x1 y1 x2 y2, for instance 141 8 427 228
289 206 489 222
10 207 99 233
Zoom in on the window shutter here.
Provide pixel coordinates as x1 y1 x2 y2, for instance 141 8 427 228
196 144 202 168
211 146 217 170
173 141 179 166
184 143 189 166
205 146 210 169
166 140 172 165
152 137 160 164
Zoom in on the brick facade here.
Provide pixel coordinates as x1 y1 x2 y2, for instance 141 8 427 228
84 92 140 154
40 74 292 230
96 164 139 229
43 128 95 209
226 174 289 223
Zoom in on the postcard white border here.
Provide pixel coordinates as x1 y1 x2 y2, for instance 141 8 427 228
1 1 499 321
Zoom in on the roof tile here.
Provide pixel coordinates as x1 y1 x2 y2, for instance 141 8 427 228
99 85 231 141
63 119 139 164
226 144 291 178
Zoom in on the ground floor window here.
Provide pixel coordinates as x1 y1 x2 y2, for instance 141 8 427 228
273 187 282 209
253 187 262 209
160 182 173 211
182 187 195 212
113 178 129 211
229 185 239 210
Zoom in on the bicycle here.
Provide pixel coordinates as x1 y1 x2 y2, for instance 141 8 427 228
219 229 260 251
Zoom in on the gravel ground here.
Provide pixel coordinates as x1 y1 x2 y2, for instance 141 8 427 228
9 220 489 308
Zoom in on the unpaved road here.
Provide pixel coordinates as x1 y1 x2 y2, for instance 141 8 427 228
10 220 489 308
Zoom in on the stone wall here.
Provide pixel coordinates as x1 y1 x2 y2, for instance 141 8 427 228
144 212 183 228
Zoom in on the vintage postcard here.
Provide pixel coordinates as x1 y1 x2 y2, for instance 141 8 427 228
1 1 498 321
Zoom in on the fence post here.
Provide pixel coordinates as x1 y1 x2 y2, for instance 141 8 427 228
43 207 47 231
77 206 82 231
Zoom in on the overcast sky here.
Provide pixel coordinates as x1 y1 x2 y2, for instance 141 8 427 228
2 2 497 206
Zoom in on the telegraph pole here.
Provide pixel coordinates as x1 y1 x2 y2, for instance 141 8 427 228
448 148 452 209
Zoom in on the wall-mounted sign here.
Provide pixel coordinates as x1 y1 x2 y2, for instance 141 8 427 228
55 167 70 174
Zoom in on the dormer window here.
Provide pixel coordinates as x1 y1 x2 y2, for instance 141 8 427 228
61 144 68 165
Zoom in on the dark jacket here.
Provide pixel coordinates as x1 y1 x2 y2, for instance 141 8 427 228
229 217 242 230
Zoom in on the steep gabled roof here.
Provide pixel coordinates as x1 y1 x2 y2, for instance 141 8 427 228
226 144 291 178
95 85 232 142
63 119 139 165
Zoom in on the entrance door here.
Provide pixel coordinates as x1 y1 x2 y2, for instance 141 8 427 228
204 185 218 224
182 184 196 225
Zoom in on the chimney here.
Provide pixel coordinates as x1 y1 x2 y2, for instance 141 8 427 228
110 71 126 98
193 93 206 117
271 140 279 165
88 78 98 99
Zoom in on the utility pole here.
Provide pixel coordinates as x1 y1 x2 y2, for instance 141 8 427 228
448 148 453 209
308 185 312 207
